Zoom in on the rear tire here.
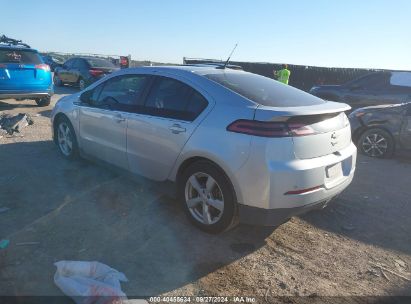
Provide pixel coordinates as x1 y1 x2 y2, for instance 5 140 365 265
35 97 51 107
178 161 238 233
55 116 79 160
358 128 394 158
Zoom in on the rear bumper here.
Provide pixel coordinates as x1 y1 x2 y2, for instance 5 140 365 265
239 173 352 226
235 141 357 226
239 198 330 226
0 90 54 100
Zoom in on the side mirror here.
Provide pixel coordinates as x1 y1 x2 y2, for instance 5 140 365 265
80 90 92 104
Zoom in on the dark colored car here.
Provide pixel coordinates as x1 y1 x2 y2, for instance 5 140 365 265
310 71 411 110
349 102 411 158
41 55 64 71
54 57 119 90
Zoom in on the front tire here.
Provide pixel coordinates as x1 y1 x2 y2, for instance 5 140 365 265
358 128 394 158
178 161 238 233
55 116 79 160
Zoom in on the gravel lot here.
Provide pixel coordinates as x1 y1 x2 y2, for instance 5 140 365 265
0 87 410 303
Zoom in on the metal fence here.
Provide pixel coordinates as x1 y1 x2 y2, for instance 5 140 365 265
183 57 379 91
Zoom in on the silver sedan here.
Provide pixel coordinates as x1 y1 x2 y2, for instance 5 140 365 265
51 66 357 233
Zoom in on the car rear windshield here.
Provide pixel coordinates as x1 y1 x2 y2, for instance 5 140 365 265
205 71 325 107
0 49 42 64
86 58 115 68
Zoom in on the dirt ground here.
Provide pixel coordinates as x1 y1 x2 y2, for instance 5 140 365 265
0 87 410 303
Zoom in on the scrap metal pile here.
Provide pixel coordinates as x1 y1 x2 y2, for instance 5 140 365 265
0 113 34 137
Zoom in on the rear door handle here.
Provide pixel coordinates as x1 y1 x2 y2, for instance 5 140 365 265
113 114 126 123
169 124 186 134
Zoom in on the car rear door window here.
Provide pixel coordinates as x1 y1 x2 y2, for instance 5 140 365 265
144 77 208 121
90 74 149 111
76 59 88 69
186 89 208 118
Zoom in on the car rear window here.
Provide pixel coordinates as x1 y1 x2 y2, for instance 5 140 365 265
86 58 115 68
0 49 42 64
205 71 325 107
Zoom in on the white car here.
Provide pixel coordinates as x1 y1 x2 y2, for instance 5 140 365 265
51 65 357 233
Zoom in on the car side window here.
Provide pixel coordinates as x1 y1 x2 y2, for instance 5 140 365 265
368 73 390 90
76 59 88 69
91 74 149 111
144 77 207 121
71 59 80 69
186 89 208 119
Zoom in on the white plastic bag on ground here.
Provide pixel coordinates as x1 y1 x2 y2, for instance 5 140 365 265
54 261 128 304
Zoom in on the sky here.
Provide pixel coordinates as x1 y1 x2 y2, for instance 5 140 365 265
2 0 411 70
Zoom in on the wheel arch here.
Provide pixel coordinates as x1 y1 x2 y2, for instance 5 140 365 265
175 156 239 203
53 113 76 144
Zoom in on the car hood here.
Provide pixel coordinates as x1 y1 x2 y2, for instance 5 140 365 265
351 103 404 116
359 103 404 111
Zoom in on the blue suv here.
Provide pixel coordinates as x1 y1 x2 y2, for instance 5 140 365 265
0 36 53 106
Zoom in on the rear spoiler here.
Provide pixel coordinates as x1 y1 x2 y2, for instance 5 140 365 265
254 101 351 121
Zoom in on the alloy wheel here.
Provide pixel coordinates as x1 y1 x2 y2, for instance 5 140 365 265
57 122 73 156
362 133 388 157
185 172 224 225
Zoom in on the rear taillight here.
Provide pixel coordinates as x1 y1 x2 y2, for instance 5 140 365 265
89 69 104 77
287 123 315 136
227 120 289 137
227 119 315 137
35 64 50 71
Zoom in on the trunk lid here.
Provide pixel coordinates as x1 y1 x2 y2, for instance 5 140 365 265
254 102 352 159
0 49 47 89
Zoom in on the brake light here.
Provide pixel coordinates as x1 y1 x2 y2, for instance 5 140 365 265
35 64 50 71
89 69 104 77
227 119 315 137
227 120 289 137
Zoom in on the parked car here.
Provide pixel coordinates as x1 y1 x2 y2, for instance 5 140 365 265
54 57 119 90
349 102 411 158
310 71 411 110
41 54 64 71
0 38 53 106
51 66 357 233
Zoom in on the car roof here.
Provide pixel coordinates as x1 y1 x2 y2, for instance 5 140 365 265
0 45 38 52
69 56 111 61
123 65 246 77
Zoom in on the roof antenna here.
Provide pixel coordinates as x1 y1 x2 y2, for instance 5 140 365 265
222 43 238 69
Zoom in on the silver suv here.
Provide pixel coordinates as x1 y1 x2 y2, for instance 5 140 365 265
51 66 357 233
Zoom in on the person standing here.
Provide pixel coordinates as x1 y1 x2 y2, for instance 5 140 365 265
274 64 291 85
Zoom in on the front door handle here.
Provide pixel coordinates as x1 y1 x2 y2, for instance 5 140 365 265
169 124 186 134
113 114 126 123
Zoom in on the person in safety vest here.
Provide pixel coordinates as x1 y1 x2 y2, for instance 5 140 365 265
274 64 291 85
